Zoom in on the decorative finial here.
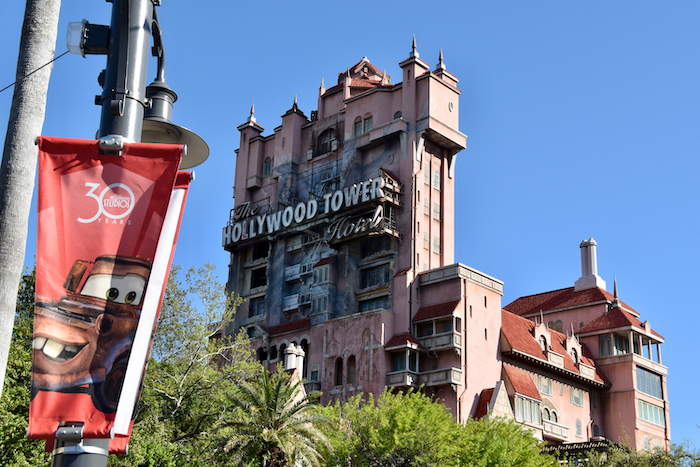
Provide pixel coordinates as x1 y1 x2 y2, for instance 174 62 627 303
410 34 419 58
320 78 325 95
248 102 256 123
381 68 389 85
437 48 445 70
540 310 544 326
294 94 298 106
609 275 622 310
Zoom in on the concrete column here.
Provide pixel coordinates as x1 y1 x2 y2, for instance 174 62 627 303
296 346 305 374
628 331 634 355
284 343 297 370
656 343 662 365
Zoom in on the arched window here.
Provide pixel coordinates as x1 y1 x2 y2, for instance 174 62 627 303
347 356 356 384
551 411 558 423
300 339 309 378
270 345 278 360
542 408 550 421
539 336 548 351
548 320 563 333
263 157 273 176
353 117 362 137
258 348 267 362
571 348 578 364
394 111 402 119
318 128 335 154
363 114 373 133
576 419 582 437
593 424 600 437
335 358 343 386
279 343 287 360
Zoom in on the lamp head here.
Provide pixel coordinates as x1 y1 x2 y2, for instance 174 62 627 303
142 79 209 169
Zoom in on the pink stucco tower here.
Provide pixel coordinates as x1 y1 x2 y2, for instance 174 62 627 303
222 41 504 417
222 41 670 454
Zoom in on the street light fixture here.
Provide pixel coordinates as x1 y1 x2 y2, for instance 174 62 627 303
66 5 208 168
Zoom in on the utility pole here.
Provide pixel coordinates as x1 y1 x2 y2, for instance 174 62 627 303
0 0 61 401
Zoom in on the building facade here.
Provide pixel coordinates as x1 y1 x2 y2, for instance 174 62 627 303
221 42 670 451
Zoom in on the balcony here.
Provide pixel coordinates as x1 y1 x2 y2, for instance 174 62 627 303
304 381 321 393
542 420 569 442
284 263 313 282
282 293 311 312
386 370 419 388
418 367 462 387
418 331 462 354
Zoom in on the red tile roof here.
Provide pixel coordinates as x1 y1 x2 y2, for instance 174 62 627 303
314 255 337 268
322 82 343 96
394 267 411 277
385 333 423 349
473 387 495 419
501 310 607 385
504 287 636 316
266 318 311 336
503 363 541 401
413 300 461 322
577 306 664 339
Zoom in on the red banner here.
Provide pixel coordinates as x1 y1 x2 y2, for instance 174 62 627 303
29 137 183 448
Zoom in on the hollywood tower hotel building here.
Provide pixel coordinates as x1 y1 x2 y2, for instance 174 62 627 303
222 42 670 451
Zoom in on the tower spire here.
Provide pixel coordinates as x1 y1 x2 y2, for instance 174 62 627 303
247 102 256 123
611 276 621 309
410 34 419 58
437 48 445 70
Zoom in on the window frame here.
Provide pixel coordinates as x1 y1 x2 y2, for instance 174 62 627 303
249 296 265 317
636 366 663 399
638 399 665 427
360 263 390 290
570 387 584 407
538 375 553 396
263 157 273 176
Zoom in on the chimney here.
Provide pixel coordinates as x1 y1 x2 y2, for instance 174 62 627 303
574 238 606 291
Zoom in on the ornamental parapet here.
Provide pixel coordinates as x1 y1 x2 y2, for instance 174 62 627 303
543 420 569 442
418 263 503 295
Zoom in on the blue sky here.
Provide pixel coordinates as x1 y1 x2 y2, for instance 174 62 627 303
1 1 698 446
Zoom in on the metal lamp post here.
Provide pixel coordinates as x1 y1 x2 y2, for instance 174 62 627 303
53 1 207 465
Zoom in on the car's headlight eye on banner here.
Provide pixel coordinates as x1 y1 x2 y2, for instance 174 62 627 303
29 137 192 455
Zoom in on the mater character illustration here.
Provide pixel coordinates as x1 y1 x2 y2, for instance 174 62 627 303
32 255 151 413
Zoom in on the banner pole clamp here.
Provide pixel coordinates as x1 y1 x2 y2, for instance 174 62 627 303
99 135 125 155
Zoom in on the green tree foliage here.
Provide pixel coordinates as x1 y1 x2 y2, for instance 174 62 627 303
578 441 700 467
110 264 261 467
320 389 461 466
0 267 50 466
212 367 331 467
320 389 557 467
457 416 557 467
